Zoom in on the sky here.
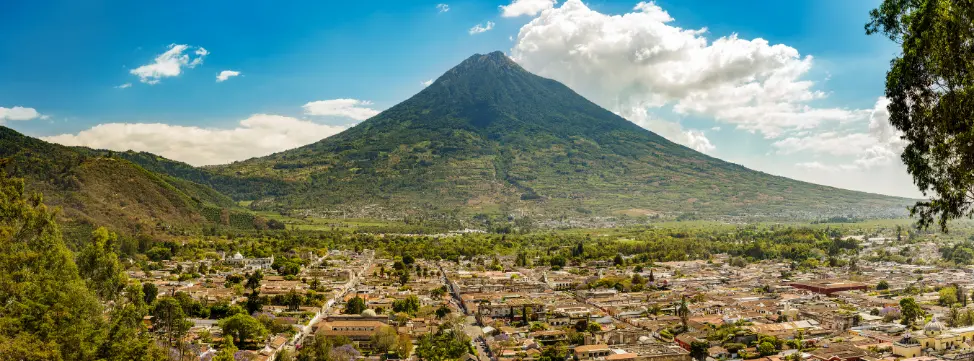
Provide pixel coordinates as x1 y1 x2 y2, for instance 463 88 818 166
0 0 920 198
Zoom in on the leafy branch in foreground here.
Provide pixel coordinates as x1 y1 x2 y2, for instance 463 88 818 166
867 0 974 232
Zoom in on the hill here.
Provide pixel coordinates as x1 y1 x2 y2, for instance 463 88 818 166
205 51 913 222
0 126 257 239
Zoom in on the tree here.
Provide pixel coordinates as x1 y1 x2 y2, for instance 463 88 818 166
330 344 362 361
788 330 805 361
690 341 709 361
213 338 238 361
866 0 974 231
940 287 959 306
614 253 625 266
900 297 923 327
399 270 410 285
393 295 421 315
586 322 602 335
77 227 128 301
245 290 264 314
371 325 398 353
245 270 263 292
152 297 192 349
143 283 159 305
275 348 295 361
540 345 567 361
344 296 366 314
0 173 170 360
220 313 268 345
676 295 691 331
435 304 451 319
284 289 303 311
415 331 471 361
877 280 890 291
758 342 776 356
574 320 589 333
649 269 655 282
395 333 414 358
298 333 334 361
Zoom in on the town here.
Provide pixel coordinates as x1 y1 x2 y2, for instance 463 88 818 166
128 229 974 361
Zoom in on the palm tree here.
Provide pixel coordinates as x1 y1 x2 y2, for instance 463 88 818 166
676 295 690 332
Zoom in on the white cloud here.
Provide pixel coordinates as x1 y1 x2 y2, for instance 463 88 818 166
216 70 241 82
469 21 495 34
500 0 556 17
130 44 208 84
437 3 450 13
771 98 905 169
0 106 42 124
115 83 132 89
422 79 433 87
772 132 877 157
510 0 862 139
42 114 350 166
618 106 714 153
302 99 380 121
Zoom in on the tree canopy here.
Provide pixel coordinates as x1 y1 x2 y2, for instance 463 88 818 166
867 0 974 231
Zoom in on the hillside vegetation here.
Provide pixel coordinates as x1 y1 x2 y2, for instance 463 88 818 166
0 127 261 239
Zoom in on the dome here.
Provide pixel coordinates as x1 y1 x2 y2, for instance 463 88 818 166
361 309 377 317
924 318 945 334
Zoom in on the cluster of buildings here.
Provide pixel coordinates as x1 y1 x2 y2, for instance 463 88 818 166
129 236 974 361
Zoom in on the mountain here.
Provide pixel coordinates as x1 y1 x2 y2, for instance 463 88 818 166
0 126 252 239
202 51 912 221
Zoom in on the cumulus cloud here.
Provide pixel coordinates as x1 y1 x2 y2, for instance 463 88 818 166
772 98 906 170
42 114 350 166
469 21 495 34
500 0 556 17
510 0 862 139
437 3 450 13
302 99 380 121
0 106 42 124
216 70 241 82
422 79 433 87
130 44 208 84
619 106 714 153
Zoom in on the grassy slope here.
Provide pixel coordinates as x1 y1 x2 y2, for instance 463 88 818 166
0 126 246 235
207 52 914 221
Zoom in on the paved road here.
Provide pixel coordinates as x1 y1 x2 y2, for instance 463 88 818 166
289 251 374 348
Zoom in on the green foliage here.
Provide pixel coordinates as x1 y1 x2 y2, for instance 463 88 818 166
415 329 472 361
371 325 398 354
0 127 248 237
940 287 959 306
219 313 268 345
393 295 421 316
866 0 974 231
152 297 192 348
690 341 710 361
77 227 128 301
344 297 367 315
0 173 162 360
877 280 890 291
900 297 923 327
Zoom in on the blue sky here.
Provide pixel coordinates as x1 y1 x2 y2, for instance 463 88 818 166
0 0 918 198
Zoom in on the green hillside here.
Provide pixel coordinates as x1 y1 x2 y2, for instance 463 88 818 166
205 51 913 221
0 126 256 237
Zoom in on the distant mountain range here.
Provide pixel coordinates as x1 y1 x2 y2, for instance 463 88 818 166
0 51 913 231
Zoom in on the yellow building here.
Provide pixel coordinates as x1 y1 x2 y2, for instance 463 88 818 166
893 319 974 357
